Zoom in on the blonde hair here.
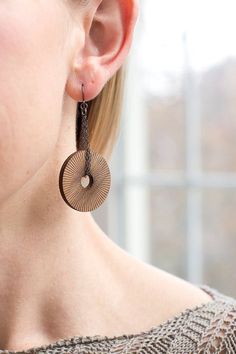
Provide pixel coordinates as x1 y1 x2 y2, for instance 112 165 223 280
77 65 126 162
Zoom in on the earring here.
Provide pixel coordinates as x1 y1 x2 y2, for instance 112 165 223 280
58 83 111 212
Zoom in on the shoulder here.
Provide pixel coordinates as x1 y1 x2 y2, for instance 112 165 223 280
146 284 236 354
111 252 236 352
195 286 236 353
119 254 236 340
125 261 215 326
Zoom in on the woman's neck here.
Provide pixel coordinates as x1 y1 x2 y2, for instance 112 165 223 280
0 154 131 351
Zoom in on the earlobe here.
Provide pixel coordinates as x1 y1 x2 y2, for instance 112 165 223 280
66 0 139 102
65 57 107 102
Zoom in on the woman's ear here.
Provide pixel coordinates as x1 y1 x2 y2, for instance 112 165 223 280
66 0 139 102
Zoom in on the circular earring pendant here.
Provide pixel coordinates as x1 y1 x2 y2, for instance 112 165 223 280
59 149 111 212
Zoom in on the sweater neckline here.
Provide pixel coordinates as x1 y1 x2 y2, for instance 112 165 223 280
0 284 220 354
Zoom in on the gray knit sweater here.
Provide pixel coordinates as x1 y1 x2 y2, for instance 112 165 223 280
0 284 236 354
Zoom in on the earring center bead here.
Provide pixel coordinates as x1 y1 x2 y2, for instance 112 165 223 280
81 175 91 188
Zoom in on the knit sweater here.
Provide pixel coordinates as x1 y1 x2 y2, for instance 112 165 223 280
0 284 236 354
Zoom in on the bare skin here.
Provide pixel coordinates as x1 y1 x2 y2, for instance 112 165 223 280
0 0 213 351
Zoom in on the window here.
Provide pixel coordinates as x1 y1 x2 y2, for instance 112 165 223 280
94 0 236 297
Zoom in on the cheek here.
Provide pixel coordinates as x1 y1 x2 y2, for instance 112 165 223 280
0 3 69 204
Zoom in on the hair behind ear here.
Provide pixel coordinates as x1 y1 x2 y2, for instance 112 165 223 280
76 63 126 162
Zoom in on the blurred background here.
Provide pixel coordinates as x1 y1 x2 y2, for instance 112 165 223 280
93 0 236 297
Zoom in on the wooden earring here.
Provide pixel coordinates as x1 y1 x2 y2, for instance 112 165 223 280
58 84 111 212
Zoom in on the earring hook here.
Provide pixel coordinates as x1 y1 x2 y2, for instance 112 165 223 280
81 83 85 102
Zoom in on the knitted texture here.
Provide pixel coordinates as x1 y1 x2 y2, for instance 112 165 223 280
0 284 236 354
